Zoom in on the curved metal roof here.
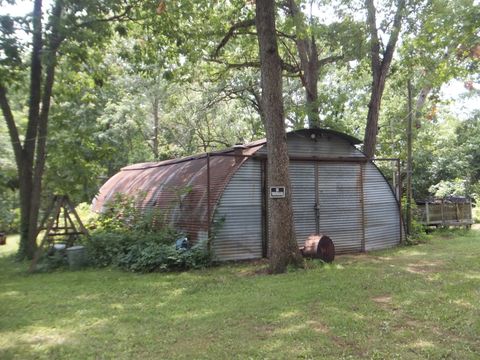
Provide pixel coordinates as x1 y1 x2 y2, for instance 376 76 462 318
290 128 362 145
92 128 363 241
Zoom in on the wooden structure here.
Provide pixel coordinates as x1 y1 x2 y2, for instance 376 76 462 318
29 195 88 272
417 199 473 228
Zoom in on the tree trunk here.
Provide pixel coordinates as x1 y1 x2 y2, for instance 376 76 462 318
285 0 320 128
284 0 343 129
18 0 44 259
28 1 62 255
0 0 63 260
256 0 303 273
363 0 405 159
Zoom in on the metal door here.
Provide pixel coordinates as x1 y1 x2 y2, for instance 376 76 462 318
317 163 363 253
289 161 318 248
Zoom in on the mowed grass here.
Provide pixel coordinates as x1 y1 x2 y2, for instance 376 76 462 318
0 231 479 359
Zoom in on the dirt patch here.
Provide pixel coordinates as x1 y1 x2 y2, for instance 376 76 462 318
372 295 392 305
405 260 444 275
306 320 329 334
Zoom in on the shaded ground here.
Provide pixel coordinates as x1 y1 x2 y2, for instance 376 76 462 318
0 230 479 359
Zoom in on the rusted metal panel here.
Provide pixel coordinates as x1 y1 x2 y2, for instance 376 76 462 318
212 159 263 261
93 145 263 244
363 162 402 251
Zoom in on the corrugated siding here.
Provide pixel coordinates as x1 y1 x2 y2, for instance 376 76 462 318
290 162 317 247
364 163 402 251
257 132 363 157
318 163 363 253
213 159 263 261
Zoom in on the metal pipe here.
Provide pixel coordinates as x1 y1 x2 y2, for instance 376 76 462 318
397 159 404 243
206 153 211 251
359 164 366 252
261 159 268 258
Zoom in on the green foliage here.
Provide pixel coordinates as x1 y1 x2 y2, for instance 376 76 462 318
35 249 69 272
83 193 212 272
84 230 212 272
429 178 468 198
74 202 98 229
473 205 480 223
402 196 428 244
117 238 211 273
82 231 128 267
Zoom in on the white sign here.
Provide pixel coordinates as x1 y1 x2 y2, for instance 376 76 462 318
270 186 286 198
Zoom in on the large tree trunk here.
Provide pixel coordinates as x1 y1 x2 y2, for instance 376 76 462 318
256 0 303 273
19 0 44 259
0 0 62 260
28 1 62 256
363 0 405 158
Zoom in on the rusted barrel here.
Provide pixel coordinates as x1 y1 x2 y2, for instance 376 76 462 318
301 234 335 263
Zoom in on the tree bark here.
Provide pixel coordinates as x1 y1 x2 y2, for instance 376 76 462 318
0 0 64 259
17 0 44 259
256 0 303 273
285 0 320 128
363 0 405 159
28 0 63 255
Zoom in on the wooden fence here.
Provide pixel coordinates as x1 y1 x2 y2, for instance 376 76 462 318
416 201 473 228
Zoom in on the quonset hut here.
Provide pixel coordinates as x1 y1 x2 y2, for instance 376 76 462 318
93 129 404 261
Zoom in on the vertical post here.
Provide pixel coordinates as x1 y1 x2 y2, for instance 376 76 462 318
469 200 473 224
425 202 430 225
397 159 403 243
406 79 413 235
206 153 211 251
359 164 366 252
261 159 268 258
441 199 445 227
314 162 319 234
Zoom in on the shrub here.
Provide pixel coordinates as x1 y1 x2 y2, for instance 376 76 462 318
82 192 213 272
473 206 479 223
75 202 99 230
82 231 130 267
84 230 212 272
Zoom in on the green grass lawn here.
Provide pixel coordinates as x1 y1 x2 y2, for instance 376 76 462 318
1 230 479 359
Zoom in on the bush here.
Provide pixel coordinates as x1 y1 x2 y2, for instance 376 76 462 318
82 193 212 272
75 202 99 230
83 231 129 267
473 204 479 223
83 230 212 272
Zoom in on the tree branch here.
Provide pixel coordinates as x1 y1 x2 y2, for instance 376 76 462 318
208 58 260 69
280 60 300 74
73 5 134 29
212 18 255 58
0 84 23 166
381 0 406 77
318 54 344 67
366 0 381 79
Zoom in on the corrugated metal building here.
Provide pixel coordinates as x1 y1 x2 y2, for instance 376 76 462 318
93 129 404 261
